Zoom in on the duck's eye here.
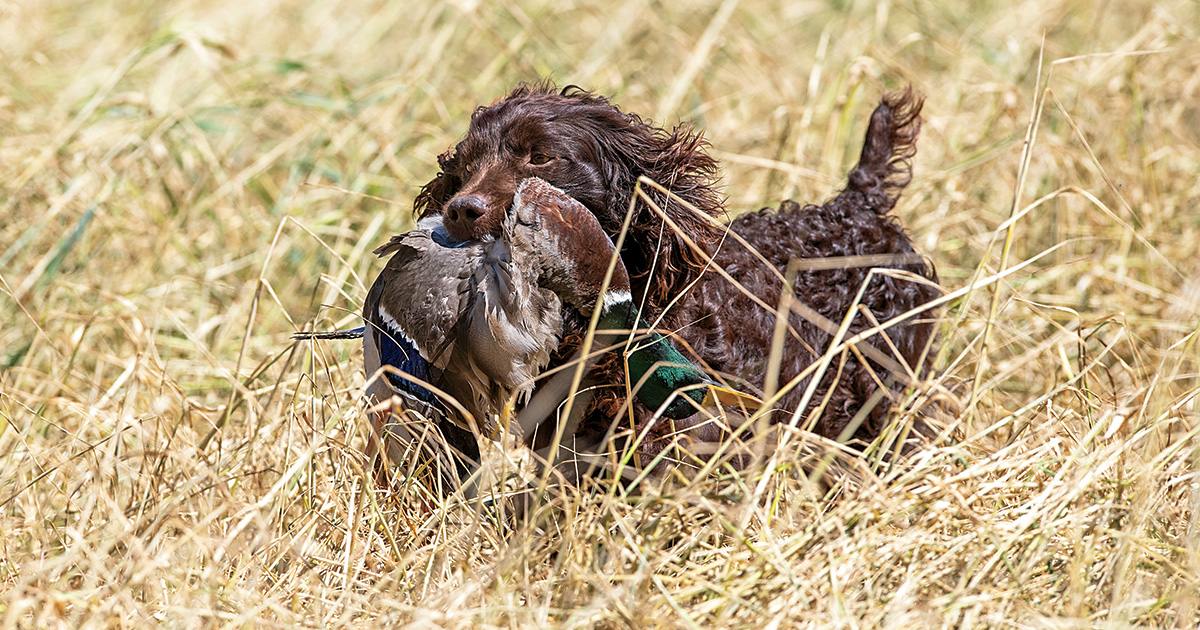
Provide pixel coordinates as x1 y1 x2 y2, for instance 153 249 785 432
529 153 552 166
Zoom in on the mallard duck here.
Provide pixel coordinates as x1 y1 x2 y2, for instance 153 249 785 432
359 183 563 472
355 178 751 480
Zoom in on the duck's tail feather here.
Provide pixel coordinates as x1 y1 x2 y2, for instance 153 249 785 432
292 327 366 340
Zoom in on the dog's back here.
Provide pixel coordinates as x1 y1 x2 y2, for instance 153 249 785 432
672 88 940 448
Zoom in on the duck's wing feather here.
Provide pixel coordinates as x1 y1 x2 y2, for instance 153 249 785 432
363 231 481 406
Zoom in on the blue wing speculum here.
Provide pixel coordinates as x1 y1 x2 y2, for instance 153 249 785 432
373 307 442 408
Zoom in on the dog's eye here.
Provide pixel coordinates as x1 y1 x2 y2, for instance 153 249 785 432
529 153 553 166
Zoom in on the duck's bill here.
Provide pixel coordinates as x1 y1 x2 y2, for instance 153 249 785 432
703 384 763 410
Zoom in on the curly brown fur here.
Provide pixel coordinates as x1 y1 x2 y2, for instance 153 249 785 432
667 89 940 453
415 84 940 477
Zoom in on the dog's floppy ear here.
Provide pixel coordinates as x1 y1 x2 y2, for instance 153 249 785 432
599 116 724 314
414 148 462 219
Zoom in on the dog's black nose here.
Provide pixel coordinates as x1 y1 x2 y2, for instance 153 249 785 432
444 195 489 240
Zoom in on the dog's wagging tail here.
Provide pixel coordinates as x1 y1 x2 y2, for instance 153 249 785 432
848 87 923 213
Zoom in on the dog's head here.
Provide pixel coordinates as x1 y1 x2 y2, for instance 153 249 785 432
415 82 725 311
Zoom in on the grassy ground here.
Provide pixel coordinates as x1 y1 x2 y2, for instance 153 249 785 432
2 0 1199 627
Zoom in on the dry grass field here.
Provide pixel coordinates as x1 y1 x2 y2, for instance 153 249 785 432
3 0 1199 627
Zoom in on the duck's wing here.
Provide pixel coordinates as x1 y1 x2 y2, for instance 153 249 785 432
363 231 479 408
362 232 484 479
